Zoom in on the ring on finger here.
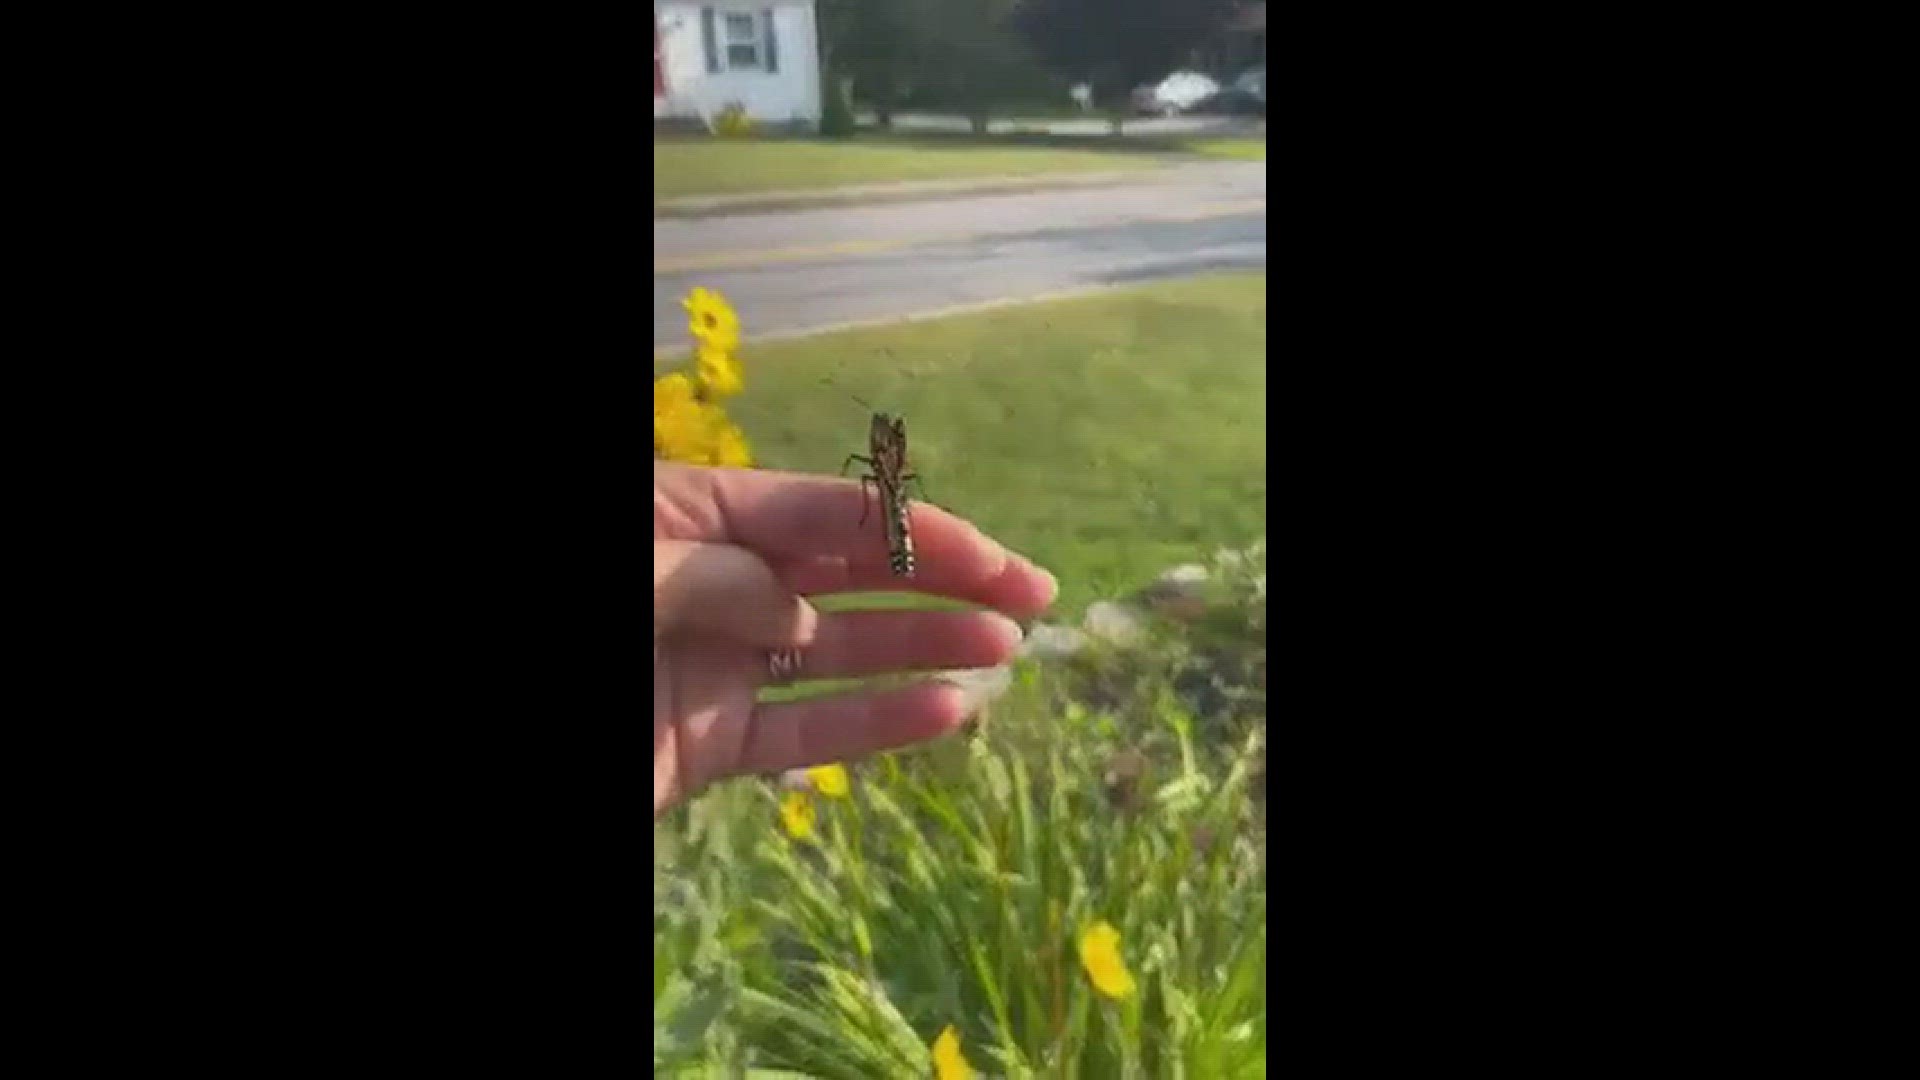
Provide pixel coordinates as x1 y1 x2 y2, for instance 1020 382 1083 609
767 647 806 680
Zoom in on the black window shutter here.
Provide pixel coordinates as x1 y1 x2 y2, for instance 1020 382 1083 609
763 9 779 72
701 8 719 73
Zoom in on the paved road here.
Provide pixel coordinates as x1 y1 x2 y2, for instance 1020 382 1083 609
654 161 1265 353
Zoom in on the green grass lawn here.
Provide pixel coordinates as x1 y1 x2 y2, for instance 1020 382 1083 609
720 272 1268 620
655 135 1162 201
1183 137 1267 161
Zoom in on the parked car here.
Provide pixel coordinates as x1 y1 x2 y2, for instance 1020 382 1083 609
1129 71 1221 116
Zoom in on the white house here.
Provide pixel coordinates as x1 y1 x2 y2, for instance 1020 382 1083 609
654 1 822 130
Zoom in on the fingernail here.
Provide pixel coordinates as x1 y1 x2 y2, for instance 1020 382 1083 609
984 612 1025 647
792 598 820 645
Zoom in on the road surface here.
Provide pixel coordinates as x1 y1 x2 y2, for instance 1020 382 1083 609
654 161 1265 353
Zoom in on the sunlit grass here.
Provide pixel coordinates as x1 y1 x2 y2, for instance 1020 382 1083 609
1183 137 1267 161
655 136 1161 201
728 271 1268 620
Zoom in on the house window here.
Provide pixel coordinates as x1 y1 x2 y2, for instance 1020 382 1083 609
724 12 761 70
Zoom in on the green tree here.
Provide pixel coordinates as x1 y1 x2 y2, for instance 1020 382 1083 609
917 0 1036 134
1016 0 1246 131
822 0 1063 134
816 0 915 129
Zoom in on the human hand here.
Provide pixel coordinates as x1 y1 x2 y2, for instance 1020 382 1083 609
654 462 1057 816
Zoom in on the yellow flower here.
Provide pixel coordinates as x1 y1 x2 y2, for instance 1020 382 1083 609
694 341 744 400
653 381 753 468
683 287 740 352
655 288 752 465
931 1025 972 1080
654 400 709 464
654 371 698 416
654 375 700 454
654 412 698 461
779 790 815 841
706 413 753 467
1078 920 1136 999
807 764 850 798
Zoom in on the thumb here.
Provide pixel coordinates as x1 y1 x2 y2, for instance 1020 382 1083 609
654 539 819 650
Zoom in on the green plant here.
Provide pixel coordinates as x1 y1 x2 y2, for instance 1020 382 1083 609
654 652 1267 1076
715 101 756 138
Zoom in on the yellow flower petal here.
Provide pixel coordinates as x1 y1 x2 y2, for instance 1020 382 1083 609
683 287 741 351
807 764 850 798
932 1025 972 1080
708 415 753 468
779 790 815 841
694 343 744 400
654 372 698 416
654 412 698 461
1078 920 1136 999
653 393 715 464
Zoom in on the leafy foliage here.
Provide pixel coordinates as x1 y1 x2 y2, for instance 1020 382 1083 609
819 0 1068 130
654 592 1268 1074
1015 0 1246 110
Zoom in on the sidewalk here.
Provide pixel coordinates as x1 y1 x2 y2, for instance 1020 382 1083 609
654 169 1158 219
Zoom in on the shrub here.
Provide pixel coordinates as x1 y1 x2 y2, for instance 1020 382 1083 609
714 101 755 138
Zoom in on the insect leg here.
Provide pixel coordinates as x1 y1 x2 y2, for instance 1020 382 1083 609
839 454 874 477
901 472 935 507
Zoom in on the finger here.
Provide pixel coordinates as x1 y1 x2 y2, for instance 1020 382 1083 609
734 681 972 776
656 463 1009 581
765 609 1023 683
654 539 819 649
776 551 1059 620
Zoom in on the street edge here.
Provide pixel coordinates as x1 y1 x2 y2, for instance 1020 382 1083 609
652 276 1258 362
653 169 1162 220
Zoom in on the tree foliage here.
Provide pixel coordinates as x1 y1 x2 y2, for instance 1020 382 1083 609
1015 0 1247 110
818 0 1255 132
817 0 1064 131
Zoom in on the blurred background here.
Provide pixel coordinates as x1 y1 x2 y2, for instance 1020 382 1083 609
654 2 1266 1075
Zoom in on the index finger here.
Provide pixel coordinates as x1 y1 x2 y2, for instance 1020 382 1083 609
655 462 1011 584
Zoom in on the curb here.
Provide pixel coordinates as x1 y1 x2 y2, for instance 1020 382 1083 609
653 169 1159 219
652 278 1242 362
